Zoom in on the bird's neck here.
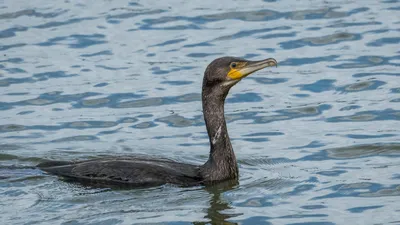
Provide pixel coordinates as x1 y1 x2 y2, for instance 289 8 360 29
200 86 238 182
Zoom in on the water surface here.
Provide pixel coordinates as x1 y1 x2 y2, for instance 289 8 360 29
1 0 399 224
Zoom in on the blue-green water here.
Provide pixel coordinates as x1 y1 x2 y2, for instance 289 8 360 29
1 0 400 224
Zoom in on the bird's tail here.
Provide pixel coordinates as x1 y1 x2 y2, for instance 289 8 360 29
37 160 71 168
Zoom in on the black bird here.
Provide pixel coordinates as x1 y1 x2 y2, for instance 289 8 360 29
38 56 278 188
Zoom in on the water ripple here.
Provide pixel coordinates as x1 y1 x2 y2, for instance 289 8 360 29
0 26 28 39
326 143 400 159
37 34 107 48
33 17 97 29
0 9 67 20
326 109 399 122
280 32 361 49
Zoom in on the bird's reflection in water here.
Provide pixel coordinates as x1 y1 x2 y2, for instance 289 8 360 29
193 177 295 225
194 180 240 225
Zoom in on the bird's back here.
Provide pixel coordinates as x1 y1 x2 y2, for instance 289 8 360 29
38 156 202 188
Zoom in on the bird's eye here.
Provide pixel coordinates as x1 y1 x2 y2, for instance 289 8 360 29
231 63 237 68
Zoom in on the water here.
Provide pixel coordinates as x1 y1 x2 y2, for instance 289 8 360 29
1 0 399 224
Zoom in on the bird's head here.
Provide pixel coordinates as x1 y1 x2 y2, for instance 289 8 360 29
202 56 278 97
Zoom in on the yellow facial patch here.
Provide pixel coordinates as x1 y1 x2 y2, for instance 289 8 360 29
227 62 247 80
227 69 243 79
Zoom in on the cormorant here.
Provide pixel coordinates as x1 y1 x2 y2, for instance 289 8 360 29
38 56 278 188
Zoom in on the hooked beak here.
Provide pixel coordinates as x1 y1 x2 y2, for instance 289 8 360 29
227 58 278 80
